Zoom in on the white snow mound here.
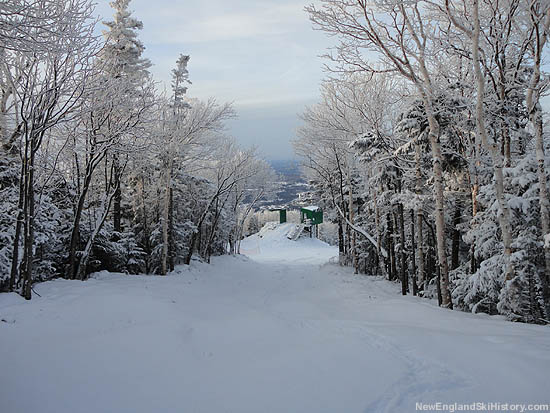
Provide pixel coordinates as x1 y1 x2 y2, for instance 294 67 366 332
1 223 549 413
240 222 337 264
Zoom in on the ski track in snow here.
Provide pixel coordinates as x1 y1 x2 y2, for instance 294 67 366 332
1 223 549 413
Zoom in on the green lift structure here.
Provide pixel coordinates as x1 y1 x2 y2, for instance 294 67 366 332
300 206 323 225
300 206 323 238
269 207 323 238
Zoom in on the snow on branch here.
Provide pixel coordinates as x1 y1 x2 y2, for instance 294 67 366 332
335 204 388 258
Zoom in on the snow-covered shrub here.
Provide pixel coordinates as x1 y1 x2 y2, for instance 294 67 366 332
453 153 548 322
0 160 72 290
0 155 19 291
498 232 546 323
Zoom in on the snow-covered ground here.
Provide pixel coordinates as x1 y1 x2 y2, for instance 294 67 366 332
1 223 549 413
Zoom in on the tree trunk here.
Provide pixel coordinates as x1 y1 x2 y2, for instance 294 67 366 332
423 96 452 309
502 122 511 168
436 259 442 307
451 198 461 270
471 0 514 281
185 193 220 265
184 230 197 265
416 210 425 293
410 209 418 296
398 202 407 295
387 212 396 281
525 6 550 316
533 103 550 314
197 224 203 259
113 156 122 234
168 187 175 272
338 217 345 265
403 4 452 307
204 198 224 263
373 188 382 275
9 161 25 291
415 143 425 293
345 201 351 265
67 171 93 280
348 170 357 273
21 142 36 300
140 175 151 273
426 221 442 305
470 177 479 274
76 189 117 281
161 166 171 275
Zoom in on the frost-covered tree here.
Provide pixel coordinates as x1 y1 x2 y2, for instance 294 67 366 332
98 0 152 234
0 0 263 299
63 0 155 281
2 0 98 298
159 54 191 275
524 1 550 316
307 0 455 307
299 0 550 322
99 0 151 80
226 151 276 255
63 72 155 281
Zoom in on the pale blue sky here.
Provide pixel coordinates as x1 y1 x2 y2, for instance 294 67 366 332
93 0 329 160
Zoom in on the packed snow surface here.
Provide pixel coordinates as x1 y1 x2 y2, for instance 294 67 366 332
302 205 320 211
1 223 549 413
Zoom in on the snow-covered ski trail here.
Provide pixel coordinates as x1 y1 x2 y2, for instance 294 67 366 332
1 223 549 413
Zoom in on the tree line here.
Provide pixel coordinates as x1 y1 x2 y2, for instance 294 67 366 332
0 0 274 299
295 0 550 323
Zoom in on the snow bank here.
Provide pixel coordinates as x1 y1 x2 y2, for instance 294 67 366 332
302 205 320 211
1 228 549 413
240 222 337 264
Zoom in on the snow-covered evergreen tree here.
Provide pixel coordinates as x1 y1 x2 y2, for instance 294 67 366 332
99 0 151 81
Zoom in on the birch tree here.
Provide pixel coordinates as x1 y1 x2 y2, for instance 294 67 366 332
444 0 517 287
307 0 454 307
524 0 550 315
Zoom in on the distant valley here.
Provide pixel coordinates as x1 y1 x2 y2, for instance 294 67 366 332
257 160 308 209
